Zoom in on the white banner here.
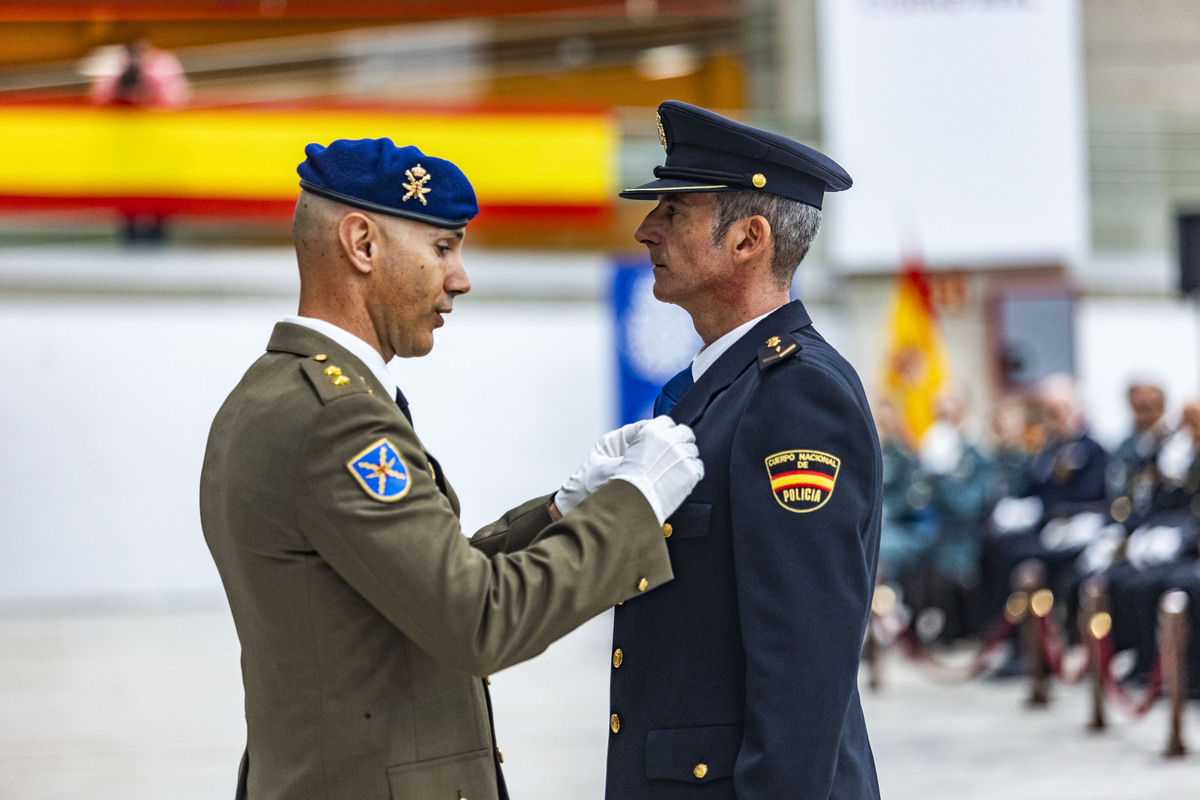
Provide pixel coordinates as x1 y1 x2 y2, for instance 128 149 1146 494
817 0 1088 271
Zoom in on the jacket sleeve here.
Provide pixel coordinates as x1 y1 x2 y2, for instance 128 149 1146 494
296 390 673 676
469 494 556 557
729 359 880 799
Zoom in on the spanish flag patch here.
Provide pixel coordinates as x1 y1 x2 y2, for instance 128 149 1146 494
765 449 840 513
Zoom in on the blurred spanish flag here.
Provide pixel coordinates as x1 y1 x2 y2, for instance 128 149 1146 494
881 257 951 442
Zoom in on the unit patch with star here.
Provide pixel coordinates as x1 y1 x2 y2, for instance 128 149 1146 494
347 438 411 502
765 449 840 513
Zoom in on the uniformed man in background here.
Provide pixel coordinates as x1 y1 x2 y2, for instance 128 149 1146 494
200 137 704 800
607 101 882 799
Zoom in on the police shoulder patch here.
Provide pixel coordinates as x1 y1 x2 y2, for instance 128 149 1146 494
346 437 411 502
765 449 840 513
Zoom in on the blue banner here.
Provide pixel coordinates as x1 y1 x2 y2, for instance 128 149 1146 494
611 259 702 425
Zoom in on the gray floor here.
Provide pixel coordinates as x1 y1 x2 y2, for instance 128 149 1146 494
2 599 1198 799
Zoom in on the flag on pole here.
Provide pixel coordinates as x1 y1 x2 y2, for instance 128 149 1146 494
881 257 951 442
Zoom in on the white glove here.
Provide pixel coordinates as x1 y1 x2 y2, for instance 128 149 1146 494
611 416 704 525
555 420 653 516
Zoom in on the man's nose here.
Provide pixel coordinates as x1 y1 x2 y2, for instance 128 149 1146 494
634 214 658 246
447 255 470 296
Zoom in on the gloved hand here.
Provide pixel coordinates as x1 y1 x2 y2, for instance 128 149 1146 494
555 420 653 517
611 416 704 525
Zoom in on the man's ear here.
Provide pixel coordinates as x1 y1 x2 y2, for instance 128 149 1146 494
729 215 772 265
338 212 376 275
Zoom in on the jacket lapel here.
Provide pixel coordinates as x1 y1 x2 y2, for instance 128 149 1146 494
669 300 813 426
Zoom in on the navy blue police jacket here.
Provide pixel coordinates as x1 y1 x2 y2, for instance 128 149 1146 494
606 300 882 800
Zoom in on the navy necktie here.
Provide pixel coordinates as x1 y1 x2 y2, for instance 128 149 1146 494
653 366 694 416
395 388 413 427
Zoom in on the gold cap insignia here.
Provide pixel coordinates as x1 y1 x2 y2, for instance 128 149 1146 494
752 173 767 188
402 164 432 206
656 111 668 152
765 449 840 513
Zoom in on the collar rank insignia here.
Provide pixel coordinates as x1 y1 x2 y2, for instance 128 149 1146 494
765 449 840 513
346 437 411 502
402 164 432 205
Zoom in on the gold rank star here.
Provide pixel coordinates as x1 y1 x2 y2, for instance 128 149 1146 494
402 164 432 205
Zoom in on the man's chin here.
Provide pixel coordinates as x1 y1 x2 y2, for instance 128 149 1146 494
395 336 435 359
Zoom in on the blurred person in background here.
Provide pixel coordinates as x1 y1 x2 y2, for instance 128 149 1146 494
1106 380 1171 516
988 392 1034 501
1088 395 1200 690
875 396 937 595
200 137 703 800
608 100 881 800
980 373 1110 672
1025 373 1110 512
916 385 995 642
88 39 190 108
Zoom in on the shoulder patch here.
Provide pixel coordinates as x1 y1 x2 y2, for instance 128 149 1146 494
758 333 802 370
765 449 840 513
346 438 411 502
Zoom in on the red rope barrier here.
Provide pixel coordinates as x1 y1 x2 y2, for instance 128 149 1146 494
1096 632 1163 718
887 615 1015 684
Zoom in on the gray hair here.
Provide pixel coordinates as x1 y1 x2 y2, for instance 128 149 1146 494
711 191 821 287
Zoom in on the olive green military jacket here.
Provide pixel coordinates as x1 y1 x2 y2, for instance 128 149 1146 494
200 322 672 800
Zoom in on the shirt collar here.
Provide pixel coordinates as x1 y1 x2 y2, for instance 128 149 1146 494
689 307 777 381
283 315 399 399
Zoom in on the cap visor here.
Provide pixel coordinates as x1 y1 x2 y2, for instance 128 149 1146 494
618 177 734 200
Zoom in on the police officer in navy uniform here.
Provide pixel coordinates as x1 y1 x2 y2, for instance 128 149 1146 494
201 137 704 800
608 101 882 799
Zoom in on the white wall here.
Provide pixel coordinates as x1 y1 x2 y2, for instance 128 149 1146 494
0 248 615 603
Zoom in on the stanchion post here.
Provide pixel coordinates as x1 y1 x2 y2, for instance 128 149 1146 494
1159 590 1189 758
1014 559 1051 707
866 583 899 692
1081 575 1109 732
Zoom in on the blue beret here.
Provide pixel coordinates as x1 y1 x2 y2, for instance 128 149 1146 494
620 100 852 209
297 138 478 229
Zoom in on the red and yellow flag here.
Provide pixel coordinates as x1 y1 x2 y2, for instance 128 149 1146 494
880 258 951 442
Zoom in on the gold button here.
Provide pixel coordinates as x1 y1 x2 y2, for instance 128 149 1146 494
662 523 672 538
610 713 620 733
694 763 708 779
612 648 623 668
313 354 327 361
496 747 504 763
637 578 649 592
752 173 766 188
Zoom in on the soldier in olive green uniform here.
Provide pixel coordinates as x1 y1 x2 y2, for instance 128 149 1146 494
200 138 703 800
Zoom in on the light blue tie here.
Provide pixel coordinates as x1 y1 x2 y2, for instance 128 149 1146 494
653 366 695 416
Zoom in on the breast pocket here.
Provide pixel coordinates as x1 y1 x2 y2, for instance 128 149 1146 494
665 501 712 541
386 747 497 800
645 724 742 785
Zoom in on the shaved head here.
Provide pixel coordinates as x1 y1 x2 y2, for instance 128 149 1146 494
294 191 350 276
